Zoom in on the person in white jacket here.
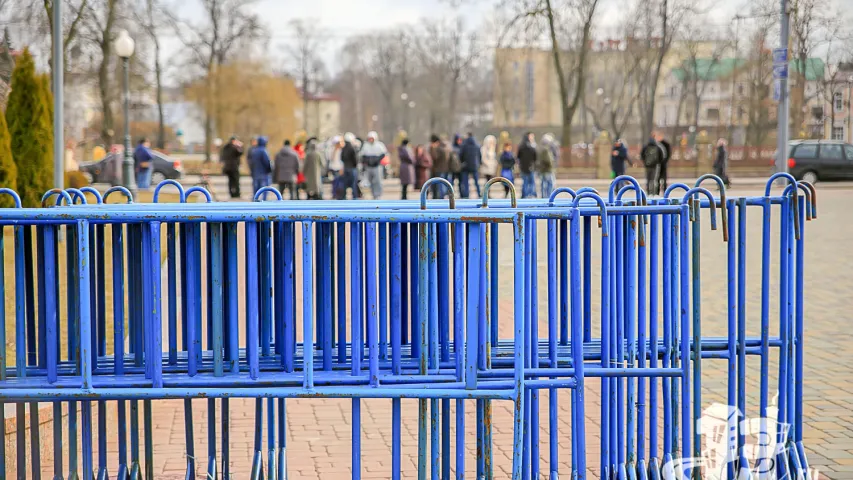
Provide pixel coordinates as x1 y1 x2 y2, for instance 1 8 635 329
357 131 388 199
480 134 498 183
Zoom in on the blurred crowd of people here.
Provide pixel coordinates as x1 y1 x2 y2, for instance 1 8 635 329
218 130 565 201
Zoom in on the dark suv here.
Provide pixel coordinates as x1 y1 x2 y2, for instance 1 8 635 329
787 140 853 183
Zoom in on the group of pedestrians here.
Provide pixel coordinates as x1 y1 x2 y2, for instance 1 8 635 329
220 135 326 200
398 131 558 200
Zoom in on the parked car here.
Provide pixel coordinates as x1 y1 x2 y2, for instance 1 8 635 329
79 152 183 186
787 140 853 183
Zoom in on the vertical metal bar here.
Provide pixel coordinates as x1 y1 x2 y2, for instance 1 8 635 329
379 222 388 359
726 200 737 479
275 221 286 359
186 222 198 377
303 221 315 390
247 221 260 379
454 220 466 480
0 231 5 478
44 225 58 383
417 220 427 480
212 223 224 377
401 223 409 348
98 400 107 479
530 222 540 480
337 222 347 364
82 401 93 480
583 215 592 343
626 213 637 470
679 205 691 464
649 213 660 465
777 199 790 441
465 223 481 390
78 220 93 388
97 224 106 358
547 219 559 478
283 222 295 373
490 222 499 348
410 222 419 359
736 199 747 461
601 216 613 479
132 399 142 479
209 398 218 480
226 222 239 374
144 400 154 480
638 212 648 470
511 212 526 480
223 398 231 480
24 226 36 368
151 223 163 388
366 222 379 386
167 223 178 366
277 398 287 480
260 221 273 357
390 222 402 480
266 397 274 480
691 201 702 465
323 223 333 371
571 210 590 480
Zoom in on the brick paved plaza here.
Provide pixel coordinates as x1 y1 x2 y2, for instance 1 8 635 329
14 182 853 479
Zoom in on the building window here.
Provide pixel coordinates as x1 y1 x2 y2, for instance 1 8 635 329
526 61 534 120
812 106 824 119
832 126 844 140
737 84 745 96
737 106 745 120
706 108 720 122
670 86 678 98
834 92 843 112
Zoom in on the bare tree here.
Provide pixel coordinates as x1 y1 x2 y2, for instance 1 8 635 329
134 0 167 148
415 16 480 134
502 0 599 144
173 0 262 160
285 18 326 135
80 0 118 146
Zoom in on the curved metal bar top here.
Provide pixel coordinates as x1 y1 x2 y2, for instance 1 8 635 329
607 175 644 204
79 186 104 204
0 188 22 208
153 179 187 203
663 183 691 200
420 177 455 210
784 183 814 221
184 186 213 203
548 187 577 206
65 188 88 205
572 192 609 236
799 181 817 219
40 188 74 207
765 172 800 240
694 174 729 242
680 187 719 234
104 186 134 204
254 187 283 202
482 177 517 208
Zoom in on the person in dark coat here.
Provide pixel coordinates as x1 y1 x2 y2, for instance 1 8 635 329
220 136 244 198
610 139 630 178
249 136 272 195
340 132 360 199
414 144 432 190
429 134 450 198
133 137 154 190
459 132 482 199
517 132 538 198
499 142 517 198
714 138 732 187
641 132 666 195
398 138 415 200
658 136 671 193
274 139 300 199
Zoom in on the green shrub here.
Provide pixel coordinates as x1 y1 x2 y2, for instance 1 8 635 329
0 106 17 207
5 49 52 207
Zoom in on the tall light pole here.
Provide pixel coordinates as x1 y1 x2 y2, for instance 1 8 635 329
774 0 791 176
114 30 137 196
52 0 63 192
848 75 853 142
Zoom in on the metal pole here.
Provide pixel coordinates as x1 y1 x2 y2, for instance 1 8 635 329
122 57 138 197
847 76 853 143
52 0 63 190
775 0 790 175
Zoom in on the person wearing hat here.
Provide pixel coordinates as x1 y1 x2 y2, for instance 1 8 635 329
341 132 360 199
358 130 388 199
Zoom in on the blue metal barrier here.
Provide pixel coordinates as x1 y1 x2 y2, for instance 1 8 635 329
0 175 814 480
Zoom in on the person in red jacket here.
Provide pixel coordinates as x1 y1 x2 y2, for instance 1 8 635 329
294 141 306 199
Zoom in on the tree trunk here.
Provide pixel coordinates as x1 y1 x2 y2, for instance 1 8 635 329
154 38 165 149
98 0 118 147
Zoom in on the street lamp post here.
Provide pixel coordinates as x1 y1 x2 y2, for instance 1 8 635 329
114 30 137 197
848 75 853 142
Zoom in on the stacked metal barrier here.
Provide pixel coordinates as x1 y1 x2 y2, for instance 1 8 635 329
0 174 815 480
